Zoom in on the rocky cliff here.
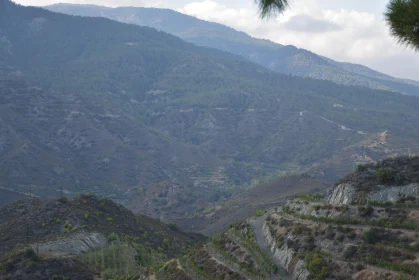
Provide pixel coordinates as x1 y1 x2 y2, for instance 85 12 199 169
262 221 309 280
329 156 419 205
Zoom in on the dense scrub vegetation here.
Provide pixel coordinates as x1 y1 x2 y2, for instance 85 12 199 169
339 156 419 190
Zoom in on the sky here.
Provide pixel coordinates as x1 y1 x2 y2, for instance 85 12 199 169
14 0 419 81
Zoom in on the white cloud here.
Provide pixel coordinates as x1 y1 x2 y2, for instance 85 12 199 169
179 1 255 31
178 0 419 80
16 0 160 8
14 0 419 80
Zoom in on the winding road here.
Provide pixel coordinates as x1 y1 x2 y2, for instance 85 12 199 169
248 210 293 280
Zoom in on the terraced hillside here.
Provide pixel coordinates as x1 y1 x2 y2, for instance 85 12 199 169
169 156 419 279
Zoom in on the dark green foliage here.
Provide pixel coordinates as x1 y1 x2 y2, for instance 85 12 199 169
386 0 419 51
363 228 381 244
256 0 419 52
58 197 69 204
257 0 290 18
23 248 38 262
356 164 366 172
376 168 394 183
305 251 329 280
296 193 324 203
168 222 179 231
63 221 77 233
255 209 266 217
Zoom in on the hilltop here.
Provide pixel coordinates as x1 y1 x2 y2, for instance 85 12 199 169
0 194 204 279
46 3 419 96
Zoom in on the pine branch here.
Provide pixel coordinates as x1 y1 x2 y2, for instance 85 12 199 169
256 0 291 18
385 0 419 51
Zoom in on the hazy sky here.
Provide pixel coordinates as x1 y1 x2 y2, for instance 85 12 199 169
14 0 419 81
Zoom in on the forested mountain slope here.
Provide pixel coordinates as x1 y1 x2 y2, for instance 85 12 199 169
1 0 419 203
46 3 419 96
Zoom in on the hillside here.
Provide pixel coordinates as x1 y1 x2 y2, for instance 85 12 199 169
0 195 204 279
3 157 418 279
45 3 419 96
2 0 419 205
169 156 419 279
129 175 329 235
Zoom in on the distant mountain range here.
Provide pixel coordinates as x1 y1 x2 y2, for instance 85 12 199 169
2 3 419 279
1 0 419 205
46 3 419 96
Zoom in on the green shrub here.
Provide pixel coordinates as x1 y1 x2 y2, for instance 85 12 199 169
297 193 324 203
0 261 13 273
168 222 179 231
305 252 329 280
356 164 366 172
58 196 69 204
108 232 119 241
63 221 77 233
363 228 381 244
24 247 38 262
376 168 393 183
255 209 265 217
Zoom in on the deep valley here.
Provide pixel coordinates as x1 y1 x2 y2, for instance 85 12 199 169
1 0 419 279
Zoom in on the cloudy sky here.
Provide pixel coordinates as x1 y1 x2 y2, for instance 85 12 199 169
14 0 419 81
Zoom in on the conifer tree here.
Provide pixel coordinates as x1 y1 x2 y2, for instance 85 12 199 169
385 0 419 50
256 0 419 50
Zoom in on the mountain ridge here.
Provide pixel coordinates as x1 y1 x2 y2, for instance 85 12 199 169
45 3 419 96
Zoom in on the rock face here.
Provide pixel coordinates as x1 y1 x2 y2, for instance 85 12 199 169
367 183 419 203
328 183 355 205
32 232 107 257
329 183 419 205
262 222 309 280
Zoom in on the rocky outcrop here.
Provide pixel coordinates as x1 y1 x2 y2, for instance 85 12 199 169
262 222 309 280
328 183 355 205
367 183 419 203
32 231 107 257
329 183 419 205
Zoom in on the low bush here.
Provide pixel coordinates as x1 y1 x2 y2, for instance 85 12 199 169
376 168 393 183
305 251 329 280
